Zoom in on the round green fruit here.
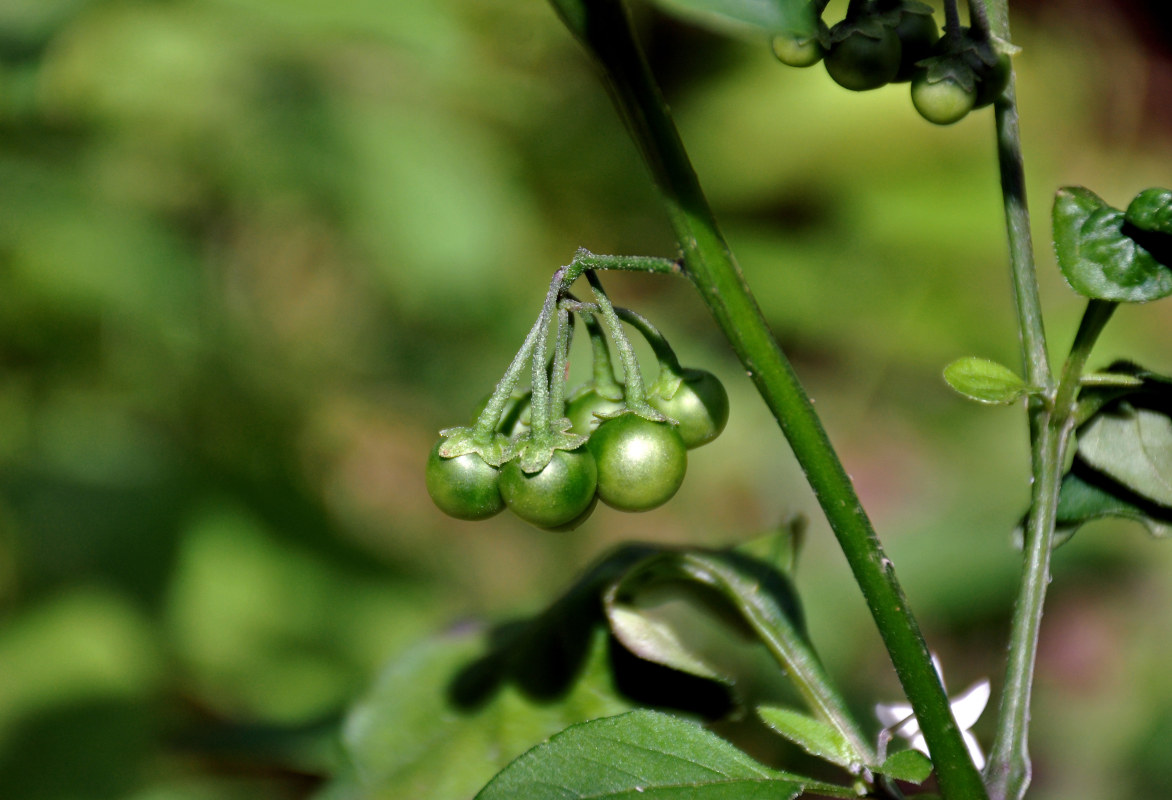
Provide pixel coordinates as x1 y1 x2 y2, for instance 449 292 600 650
772 30 824 68
588 414 687 512
426 440 504 521
825 25 902 91
911 71 975 125
649 369 729 449
500 447 598 529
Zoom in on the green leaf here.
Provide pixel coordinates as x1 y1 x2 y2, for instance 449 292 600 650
1056 465 1172 541
1077 401 1172 507
328 545 663 800
331 626 632 800
475 709 830 800
1125 187 1172 236
757 706 855 769
604 550 874 768
943 357 1028 405
649 0 815 37
1052 186 1172 302
876 749 934 784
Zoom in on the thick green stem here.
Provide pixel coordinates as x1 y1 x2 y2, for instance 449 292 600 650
551 1 987 796
985 301 1115 800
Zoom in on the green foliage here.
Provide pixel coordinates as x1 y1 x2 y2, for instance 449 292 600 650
475 710 828 800
331 628 631 800
943 356 1028 405
649 0 815 37
757 706 857 769
1053 187 1172 302
877 749 935 784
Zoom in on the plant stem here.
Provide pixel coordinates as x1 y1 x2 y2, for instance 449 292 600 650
974 3 1068 798
985 301 1115 800
982 1 1049 392
552 1 988 796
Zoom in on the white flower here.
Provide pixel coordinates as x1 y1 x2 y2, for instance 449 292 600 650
874 654 990 770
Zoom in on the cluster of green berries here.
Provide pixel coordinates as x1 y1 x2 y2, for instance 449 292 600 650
771 0 1011 126
426 270 729 530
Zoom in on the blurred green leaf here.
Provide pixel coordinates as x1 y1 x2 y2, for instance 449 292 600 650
332 626 630 800
475 709 831 800
650 0 815 37
943 357 1027 405
1053 186 1172 302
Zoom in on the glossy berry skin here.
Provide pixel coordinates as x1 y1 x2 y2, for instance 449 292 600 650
588 414 687 512
500 446 598 530
649 369 729 449
426 441 505 521
824 25 901 91
911 72 975 125
771 31 824 68
566 388 626 436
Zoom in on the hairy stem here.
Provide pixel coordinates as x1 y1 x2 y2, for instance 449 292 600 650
550 1 987 795
985 301 1115 800
974 3 1065 798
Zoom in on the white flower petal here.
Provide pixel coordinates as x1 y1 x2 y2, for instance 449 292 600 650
908 732 929 758
962 730 986 771
950 680 991 730
875 701 916 732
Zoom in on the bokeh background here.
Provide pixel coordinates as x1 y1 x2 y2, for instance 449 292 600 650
2 0 1172 798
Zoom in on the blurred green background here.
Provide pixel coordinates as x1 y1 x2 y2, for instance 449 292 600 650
2 0 1172 798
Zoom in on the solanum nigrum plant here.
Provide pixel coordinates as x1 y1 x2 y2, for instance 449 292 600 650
329 0 1172 799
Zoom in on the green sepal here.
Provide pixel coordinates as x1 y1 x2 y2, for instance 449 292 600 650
1053 187 1172 302
876 749 934 784
830 14 891 44
648 370 686 403
609 401 671 425
919 54 978 92
943 356 1028 405
437 426 514 467
757 706 857 769
511 421 589 474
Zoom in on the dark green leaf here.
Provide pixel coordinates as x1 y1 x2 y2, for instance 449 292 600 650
1052 186 1172 302
1053 465 1172 544
877 749 934 784
650 0 815 36
475 710 822 800
943 357 1027 405
1125 187 1172 236
1077 401 1172 507
757 706 855 769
